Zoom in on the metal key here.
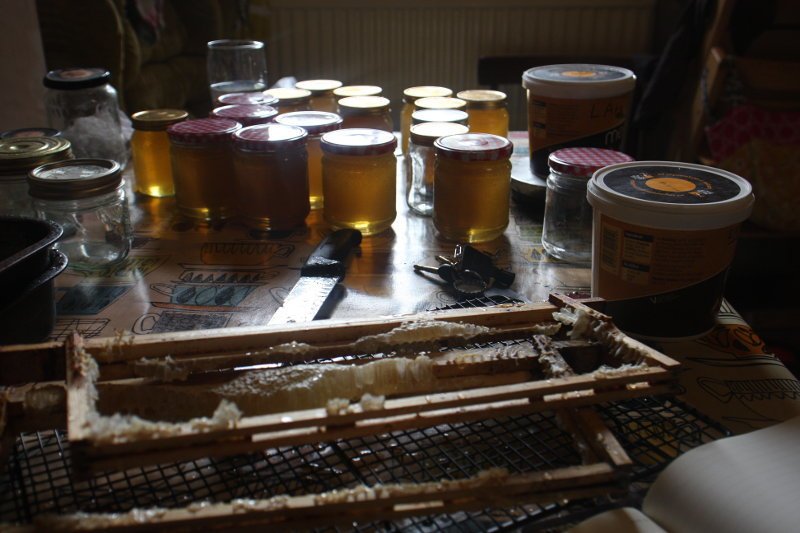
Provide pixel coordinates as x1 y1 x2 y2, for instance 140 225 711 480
413 263 457 283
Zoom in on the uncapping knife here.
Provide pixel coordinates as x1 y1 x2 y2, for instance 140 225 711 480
267 228 362 325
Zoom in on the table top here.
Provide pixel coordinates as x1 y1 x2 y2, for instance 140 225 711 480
43 134 800 436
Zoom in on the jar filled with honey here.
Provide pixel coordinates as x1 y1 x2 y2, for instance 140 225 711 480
232 124 309 231
131 109 188 197
333 85 383 100
321 128 397 235
338 96 393 132
211 104 278 126
275 111 342 210
295 79 343 113
0 136 73 216
433 133 512 242
408 122 469 216
167 118 242 221
456 90 509 138
263 88 312 115
401 86 452 154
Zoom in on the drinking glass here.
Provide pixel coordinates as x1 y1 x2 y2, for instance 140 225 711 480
207 39 268 103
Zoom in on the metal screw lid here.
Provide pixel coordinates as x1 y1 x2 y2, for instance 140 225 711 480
166 118 241 144
414 96 467 111
295 79 344 94
274 111 343 135
411 109 469 126
211 104 278 126
28 158 122 199
337 96 391 115
402 86 453 104
410 122 469 146
333 85 383 98
43 68 111 90
264 88 312 105
456 89 508 109
0 137 73 176
131 109 189 131
233 123 307 152
549 147 634 178
434 133 513 161
217 92 278 106
320 128 397 156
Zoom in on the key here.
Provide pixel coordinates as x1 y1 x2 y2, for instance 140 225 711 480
413 263 457 283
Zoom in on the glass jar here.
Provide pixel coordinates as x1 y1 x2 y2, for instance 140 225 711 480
411 109 469 127
275 111 343 210
401 86 452 154
167 118 242 221
433 133 512 243
43 68 127 165
321 129 397 235
0 136 73 216
408 122 469 216
457 90 509 138
333 85 383 100
211 104 278 126
130 109 188 198
338 96 393 132
217 91 278 107
542 147 634 262
263 88 312 115
28 158 131 268
232 124 310 231
295 79 343 113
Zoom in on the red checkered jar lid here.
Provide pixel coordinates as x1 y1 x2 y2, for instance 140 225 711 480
167 118 241 144
320 128 397 156
211 104 278 126
233 123 307 152
548 147 634 178
274 111 343 135
434 133 512 161
217 92 278 106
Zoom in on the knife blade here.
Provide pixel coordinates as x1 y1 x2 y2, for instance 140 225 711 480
268 228 362 325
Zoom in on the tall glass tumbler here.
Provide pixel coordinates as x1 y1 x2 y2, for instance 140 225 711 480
207 40 268 103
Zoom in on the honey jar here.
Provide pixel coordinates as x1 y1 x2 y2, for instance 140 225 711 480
232 124 310 231
337 96 393 132
433 133 512 242
295 79 343 113
263 88 312 115
275 111 343 210
401 86 453 154
167 118 242 221
211 104 278 126
131 109 188 197
456 90 509 138
321 129 397 235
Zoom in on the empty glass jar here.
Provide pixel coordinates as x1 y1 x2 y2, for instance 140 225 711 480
408 122 469 216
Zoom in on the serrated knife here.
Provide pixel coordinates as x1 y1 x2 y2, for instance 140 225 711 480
267 228 362 325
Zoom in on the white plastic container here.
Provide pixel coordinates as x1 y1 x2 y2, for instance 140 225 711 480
587 161 754 340
522 64 635 178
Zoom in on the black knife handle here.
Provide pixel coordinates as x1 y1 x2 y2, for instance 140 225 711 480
300 228 362 278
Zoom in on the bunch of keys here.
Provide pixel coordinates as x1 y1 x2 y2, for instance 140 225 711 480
413 244 515 297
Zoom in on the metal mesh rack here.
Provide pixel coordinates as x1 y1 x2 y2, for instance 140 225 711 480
0 296 729 530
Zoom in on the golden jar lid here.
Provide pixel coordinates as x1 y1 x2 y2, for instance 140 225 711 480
131 109 189 131
402 86 452 104
409 122 469 146
0 136 73 176
338 96 391 115
295 79 343 94
456 90 508 109
28 158 122 200
414 96 467 111
264 88 312 105
333 85 383 98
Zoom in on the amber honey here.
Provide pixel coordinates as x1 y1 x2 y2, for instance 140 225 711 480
457 90 509 138
131 109 187 197
433 133 512 242
321 129 397 235
167 118 241 221
401 86 452 154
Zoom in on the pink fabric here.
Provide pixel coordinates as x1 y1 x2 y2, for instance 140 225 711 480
705 104 800 161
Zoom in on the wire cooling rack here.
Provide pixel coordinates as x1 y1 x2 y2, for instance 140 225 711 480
0 296 729 530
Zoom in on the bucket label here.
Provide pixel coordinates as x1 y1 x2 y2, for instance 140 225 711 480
527 92 632 176
596 215 740 299
601 165 742 204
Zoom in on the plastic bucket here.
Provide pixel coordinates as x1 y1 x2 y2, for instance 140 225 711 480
587 161 754 340
522 64 635 178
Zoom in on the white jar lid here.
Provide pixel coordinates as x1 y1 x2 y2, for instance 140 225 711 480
522 64 635 99
587 161 755 231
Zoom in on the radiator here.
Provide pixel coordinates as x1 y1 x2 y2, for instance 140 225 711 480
256 0 655 129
